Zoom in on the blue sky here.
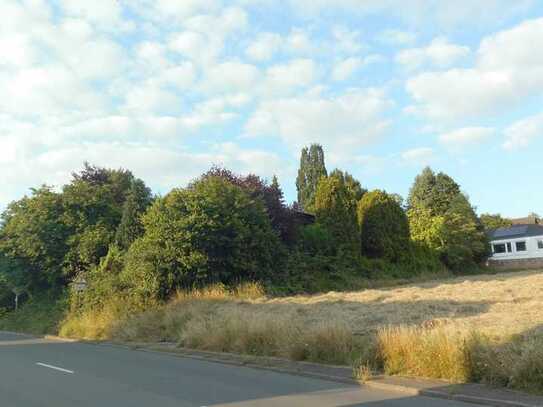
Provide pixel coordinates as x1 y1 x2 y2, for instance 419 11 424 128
1 0 543 217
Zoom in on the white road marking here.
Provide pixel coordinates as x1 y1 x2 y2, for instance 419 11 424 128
36 362 74 374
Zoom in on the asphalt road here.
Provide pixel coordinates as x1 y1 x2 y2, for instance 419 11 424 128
0 331 476 407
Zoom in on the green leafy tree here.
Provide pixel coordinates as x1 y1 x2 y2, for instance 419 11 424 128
196 167 295 244
407 207 446 251
480 213 513 230
408 188 489 270
407 167 436 211
0 186 70 290
122 176 284 300
0 252 28 309
407 167 460 216
296 144 327 212
62 164 149 275
329 169 366 204
357 190 410 262
313 174 359 254
441 194 489 269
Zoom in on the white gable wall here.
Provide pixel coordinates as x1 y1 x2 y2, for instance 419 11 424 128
490 234 543 260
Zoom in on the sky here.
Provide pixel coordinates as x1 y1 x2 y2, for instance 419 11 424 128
1 0 543 217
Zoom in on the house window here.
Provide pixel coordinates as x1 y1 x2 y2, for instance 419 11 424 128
516 241 527 252
538 240 543 250
507 242 512 253
493 243 506 254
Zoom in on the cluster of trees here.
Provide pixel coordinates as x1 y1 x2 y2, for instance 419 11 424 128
0 165 152 307
0 145 494 311
294 146 489 279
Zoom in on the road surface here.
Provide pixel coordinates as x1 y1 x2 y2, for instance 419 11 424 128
0 331 476 406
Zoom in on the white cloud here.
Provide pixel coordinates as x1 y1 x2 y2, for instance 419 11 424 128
202 61 260 94
0 33 37 67
169 31 217 65
503 112 543 150
439 127 494 149
379 29 417 45
150 0 221 20
59 0 133 31
245 32 282 61
245 88 392 157
401 147 434 165
285 28 315 55
123 85 181 114
332 57 363 81
0 135 287 209
167 7 248 68
406 18 543 121
285 0 534 28
331 26 363 54
184 7 248 35
0 66 105 115
397 37 469 70
158 64 197 89
261 59 318 95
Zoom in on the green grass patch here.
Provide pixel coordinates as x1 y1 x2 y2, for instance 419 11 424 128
0 293 67 336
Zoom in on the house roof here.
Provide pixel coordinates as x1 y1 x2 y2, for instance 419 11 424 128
488 224 543 241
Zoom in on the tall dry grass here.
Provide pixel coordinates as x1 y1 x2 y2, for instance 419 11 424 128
60 271 543 393
377 325 470 381
110 282 367 365
376 325 543 393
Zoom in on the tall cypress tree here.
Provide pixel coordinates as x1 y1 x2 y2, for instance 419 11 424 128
296 144 327 212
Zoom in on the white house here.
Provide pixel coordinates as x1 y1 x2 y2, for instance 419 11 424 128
488 224 543 263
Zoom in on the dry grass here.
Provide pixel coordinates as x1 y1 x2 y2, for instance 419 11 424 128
377 325 470 381
246 270 543 340
62 270 543 392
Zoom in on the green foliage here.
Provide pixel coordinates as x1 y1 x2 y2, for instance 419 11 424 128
408 207 446 251
0 292 67 335
196 167 294 245
75 245 127 312
296 144 327 212
440 194 489 270
122 176 284 300
62 164 150 276
480 213 513 230
314 173 360 254
407 168 489 272
357 190 410 262
115 180 153 250
0 186 70 290
329 169 366 203
407 167 461 216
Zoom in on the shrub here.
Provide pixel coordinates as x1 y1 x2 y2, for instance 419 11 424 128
121 176 285 301
0 292 67 335
357 190 410 263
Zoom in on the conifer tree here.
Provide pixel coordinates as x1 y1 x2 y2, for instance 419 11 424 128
296 144 327 212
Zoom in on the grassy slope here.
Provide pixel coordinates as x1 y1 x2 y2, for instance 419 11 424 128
5 270 543 393
61 270 543 393
0 294 67 335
